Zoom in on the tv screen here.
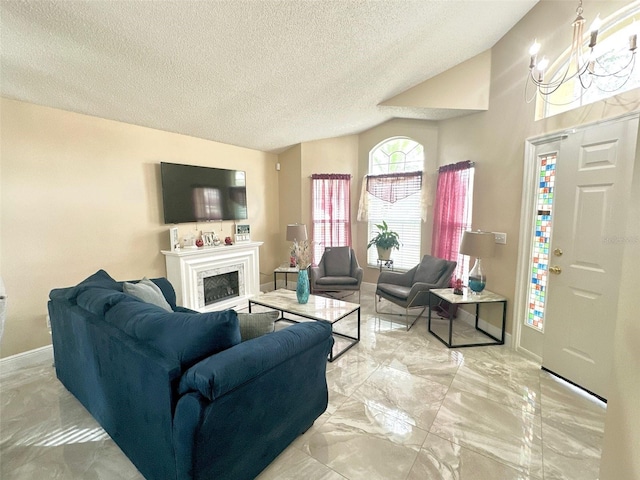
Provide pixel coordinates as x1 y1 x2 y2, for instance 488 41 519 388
160 162 248 224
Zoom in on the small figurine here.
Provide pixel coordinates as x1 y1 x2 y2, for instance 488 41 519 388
453 278 464 295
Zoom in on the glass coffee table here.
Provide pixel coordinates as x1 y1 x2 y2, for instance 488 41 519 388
248 289 360 361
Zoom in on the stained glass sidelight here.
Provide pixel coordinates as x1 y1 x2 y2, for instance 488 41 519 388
526 153 556 331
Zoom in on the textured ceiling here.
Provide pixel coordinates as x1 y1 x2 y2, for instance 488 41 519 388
1 0 537 153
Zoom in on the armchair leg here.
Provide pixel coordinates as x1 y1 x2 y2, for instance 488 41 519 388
375 297 426 331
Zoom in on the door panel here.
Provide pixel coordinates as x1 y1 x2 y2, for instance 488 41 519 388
542 116 638 400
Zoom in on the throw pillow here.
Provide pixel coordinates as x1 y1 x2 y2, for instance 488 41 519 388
237 311 279 341
123 277 173 312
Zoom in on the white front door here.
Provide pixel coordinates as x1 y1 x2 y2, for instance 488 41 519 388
542 115 638 400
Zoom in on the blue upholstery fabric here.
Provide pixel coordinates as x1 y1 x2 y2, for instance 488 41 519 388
105 301 241 370
48 272 332 480
77 288 133 316
48 295 181 480
174 321 332 480
62 269 121 302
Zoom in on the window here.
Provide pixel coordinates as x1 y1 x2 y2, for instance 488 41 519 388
365 138 424 270
431 161 475 284
526 153 557 331
540 4 640 119
311 174 351 264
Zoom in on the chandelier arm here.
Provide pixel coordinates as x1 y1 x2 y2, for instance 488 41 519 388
591 52 636 77
592 58 637 92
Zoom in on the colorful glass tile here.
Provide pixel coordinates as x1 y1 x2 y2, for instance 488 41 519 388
526 153 556 331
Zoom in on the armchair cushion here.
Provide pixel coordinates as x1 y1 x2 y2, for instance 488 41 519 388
316 276 359 286
376 283 411 300
323 247 351 277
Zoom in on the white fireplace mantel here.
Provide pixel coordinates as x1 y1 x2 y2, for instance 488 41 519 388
161 241 263 312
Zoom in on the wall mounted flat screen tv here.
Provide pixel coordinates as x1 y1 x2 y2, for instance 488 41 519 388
160 162 248 224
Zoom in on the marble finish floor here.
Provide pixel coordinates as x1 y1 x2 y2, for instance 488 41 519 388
0 285 606 479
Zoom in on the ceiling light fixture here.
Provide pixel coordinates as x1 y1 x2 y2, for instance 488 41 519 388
526 0 637 104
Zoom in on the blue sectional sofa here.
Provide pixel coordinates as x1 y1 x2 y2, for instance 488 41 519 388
48 270 333 480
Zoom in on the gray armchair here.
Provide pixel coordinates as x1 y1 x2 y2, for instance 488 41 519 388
310 247 363 302
375 255 456 330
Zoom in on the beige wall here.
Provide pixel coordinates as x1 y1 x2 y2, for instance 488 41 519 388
437 0 640 340
357 118 439 284
277 144 302 263
599 130 640 480
300 136 360 250
0 99 279 358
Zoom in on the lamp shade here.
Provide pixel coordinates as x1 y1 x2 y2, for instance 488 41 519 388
460 231 495 258
286 224 308 242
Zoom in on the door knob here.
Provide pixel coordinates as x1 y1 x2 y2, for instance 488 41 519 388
549 265 562 274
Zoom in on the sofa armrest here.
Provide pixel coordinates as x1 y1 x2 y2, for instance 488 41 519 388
178 321 332 401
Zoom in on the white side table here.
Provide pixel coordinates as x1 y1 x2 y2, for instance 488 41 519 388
428 288 506 348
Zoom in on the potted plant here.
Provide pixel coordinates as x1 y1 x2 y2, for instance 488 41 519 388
366 221 400 261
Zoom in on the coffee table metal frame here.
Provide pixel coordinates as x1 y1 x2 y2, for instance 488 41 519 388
248 289 360 362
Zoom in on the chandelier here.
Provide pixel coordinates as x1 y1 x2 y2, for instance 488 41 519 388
527 0 638 104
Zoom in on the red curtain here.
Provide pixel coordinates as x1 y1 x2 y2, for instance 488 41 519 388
431 161 473 283
311 174 351 264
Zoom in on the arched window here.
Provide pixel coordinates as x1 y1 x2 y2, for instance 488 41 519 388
539 3 640 119
366 137 424 270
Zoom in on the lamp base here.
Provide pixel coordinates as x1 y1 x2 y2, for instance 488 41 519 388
468 258 486 294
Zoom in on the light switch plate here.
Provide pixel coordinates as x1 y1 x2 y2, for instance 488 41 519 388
493 232 507 244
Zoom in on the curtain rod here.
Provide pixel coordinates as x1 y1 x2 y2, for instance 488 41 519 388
308 174 352 178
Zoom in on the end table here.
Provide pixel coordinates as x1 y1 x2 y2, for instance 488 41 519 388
428 288 506 348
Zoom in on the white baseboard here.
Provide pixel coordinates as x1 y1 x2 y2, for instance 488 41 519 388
0 344 53 377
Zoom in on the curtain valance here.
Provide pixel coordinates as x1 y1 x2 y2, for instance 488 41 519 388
366 171 422 204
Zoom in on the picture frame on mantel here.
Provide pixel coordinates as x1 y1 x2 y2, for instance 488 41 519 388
234 224 251 243
169 227 179 251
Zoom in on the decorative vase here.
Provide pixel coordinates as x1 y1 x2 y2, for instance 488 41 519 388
296 268 310 304
468 258 486 294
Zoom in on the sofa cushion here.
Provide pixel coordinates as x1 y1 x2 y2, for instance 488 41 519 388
323 247 351 277
413 257 448 284
237 311 278 341
123 278 173 312
62 269 121 303
105 301 241 369
77 288 133 316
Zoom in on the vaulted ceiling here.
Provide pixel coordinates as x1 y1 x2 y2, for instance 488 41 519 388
1 0 537 152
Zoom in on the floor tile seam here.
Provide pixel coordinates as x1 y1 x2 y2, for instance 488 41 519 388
425 431 545 480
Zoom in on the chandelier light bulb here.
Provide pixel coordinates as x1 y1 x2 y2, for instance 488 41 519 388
589 15 602 33
537 57 549 72
529 40 541 55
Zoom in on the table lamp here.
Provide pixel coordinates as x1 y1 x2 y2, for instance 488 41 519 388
460 230 495 294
